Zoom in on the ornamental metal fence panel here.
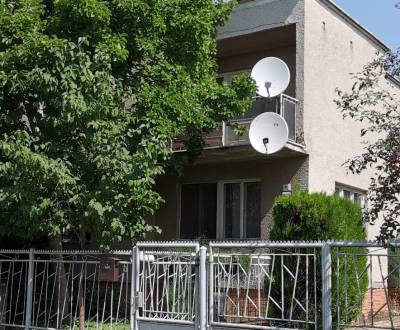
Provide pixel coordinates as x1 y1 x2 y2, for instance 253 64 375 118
331 242 400 329
0 249 132 330
208 242 319 330
0 241 399 330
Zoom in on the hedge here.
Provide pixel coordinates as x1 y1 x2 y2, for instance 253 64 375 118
270 191 368 327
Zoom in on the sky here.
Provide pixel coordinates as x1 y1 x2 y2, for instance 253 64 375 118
332 0 400 50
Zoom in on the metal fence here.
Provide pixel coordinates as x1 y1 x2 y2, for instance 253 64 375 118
0 249 132 330
0 241 399 330
209 242 318 329
332 243 400 329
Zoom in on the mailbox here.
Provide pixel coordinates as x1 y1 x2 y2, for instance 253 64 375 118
99 257 120 282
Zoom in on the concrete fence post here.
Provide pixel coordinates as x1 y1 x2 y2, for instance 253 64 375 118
322 243 332 330
198 246 207 330
25 249 34 330
131 246 140 330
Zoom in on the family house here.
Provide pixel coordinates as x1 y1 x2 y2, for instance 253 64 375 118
150 0 398 243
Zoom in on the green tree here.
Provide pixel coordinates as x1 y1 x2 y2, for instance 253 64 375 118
335 49 400 241
0 0 254 249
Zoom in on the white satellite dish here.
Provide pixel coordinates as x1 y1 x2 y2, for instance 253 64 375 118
251 57 290 98
249 112 289 155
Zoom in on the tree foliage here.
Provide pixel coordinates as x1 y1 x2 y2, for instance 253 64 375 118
0 0 254 248
335 50 400 242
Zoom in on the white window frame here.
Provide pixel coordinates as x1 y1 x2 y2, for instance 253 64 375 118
177 178 261 239
217 178 261 239
335 183 367 209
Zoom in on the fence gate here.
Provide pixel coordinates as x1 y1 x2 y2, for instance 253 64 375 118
133 242 202 330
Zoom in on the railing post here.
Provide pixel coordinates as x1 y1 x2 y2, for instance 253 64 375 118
25 249 34 330
322 243 332 330
131 246 139 330
208 249 214 327
198 246 207 330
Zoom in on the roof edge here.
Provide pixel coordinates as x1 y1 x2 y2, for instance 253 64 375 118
386 74 400 89
319 0 390 52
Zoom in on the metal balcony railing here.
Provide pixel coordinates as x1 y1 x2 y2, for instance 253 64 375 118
171 94 298 151
223 93 297 146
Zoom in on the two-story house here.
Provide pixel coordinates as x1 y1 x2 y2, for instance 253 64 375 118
149 0 399 244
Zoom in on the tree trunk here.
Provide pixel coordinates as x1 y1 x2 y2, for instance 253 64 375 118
48 236 70 327
79 293 85 330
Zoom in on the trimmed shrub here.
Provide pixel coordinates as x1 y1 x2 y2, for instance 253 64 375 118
270 191 368 327
271 191 366 241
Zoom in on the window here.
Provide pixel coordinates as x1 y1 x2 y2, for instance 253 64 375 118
353 192 364 208
343 190 351 200
335 184 366 208
179 180 261 239
243 181 262 238
223 182 241 238
180 183 217 239
221 181 261 239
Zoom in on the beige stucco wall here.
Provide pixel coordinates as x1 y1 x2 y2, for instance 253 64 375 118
303 0 397 285
303 0 386 239
153 156 308 240
304 0 382 193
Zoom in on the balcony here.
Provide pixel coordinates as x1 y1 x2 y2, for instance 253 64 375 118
172 94 298 152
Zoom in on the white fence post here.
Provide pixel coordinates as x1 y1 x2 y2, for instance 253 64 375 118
131 246 140 330
322 243 332 330
198 246 207 330
208 249 214 327
25 249 34 330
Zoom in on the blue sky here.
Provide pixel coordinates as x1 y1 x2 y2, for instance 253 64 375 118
333 0 400 50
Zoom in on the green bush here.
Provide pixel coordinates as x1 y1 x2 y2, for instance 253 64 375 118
270 191 368 327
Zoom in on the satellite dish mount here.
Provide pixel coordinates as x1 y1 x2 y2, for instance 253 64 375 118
263 137 269 153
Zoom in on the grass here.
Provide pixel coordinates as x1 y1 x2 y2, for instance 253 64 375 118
83 322 130 330
5 322 130 330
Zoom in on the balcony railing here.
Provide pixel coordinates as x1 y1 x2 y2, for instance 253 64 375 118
172 94 297 151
